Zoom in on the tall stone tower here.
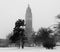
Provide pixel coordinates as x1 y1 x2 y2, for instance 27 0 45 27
25 5 33 38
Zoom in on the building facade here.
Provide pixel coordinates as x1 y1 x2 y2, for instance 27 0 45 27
25 5 33 38
25 5 33 46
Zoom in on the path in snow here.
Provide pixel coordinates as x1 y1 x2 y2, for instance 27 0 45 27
0 46 60 52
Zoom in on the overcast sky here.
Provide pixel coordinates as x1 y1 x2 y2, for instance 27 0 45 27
0 0 60 39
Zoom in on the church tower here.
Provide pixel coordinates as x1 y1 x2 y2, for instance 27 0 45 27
25 4 33 38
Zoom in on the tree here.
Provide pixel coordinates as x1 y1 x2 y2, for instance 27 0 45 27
56 14 60 19
36 27 56 49
6 32 13 40
9 19 25 48
31 32 38 46
54 14 60 43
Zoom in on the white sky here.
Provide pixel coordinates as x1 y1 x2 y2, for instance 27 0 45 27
0 0 60 39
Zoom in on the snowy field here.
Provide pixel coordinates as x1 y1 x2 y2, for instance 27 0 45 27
0 46 60 52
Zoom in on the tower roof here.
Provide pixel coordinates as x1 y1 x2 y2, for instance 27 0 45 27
28 4 30 8
26 4 31 12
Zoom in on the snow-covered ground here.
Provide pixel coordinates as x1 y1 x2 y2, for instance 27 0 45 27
0 46 60 52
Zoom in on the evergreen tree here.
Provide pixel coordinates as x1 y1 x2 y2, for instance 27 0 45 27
9 19 25 48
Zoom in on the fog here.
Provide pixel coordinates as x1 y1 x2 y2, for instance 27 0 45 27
0 0 60 38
